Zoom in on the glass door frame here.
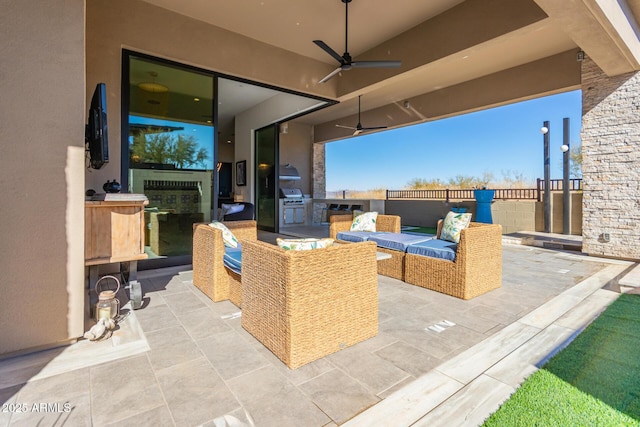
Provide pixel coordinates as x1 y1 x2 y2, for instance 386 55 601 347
254 124 279 233
121 50 218 269
121 49 336 269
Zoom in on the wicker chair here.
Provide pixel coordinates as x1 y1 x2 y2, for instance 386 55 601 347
404 221 502 300
329 214 403 279
192 220 257 306
329 214 401 240
241 239 379 369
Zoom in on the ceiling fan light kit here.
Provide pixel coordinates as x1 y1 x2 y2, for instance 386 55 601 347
138 71 169 93
336 95 388 135
314 0 402 83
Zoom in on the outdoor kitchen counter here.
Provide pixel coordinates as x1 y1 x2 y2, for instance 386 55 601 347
312 199 386 224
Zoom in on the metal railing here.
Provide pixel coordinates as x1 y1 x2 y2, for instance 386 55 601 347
386 179 582 202
536 178 582 191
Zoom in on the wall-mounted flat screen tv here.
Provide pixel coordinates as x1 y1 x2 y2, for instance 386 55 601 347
85 83 109 169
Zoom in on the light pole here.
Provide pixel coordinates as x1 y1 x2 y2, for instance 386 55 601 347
562 118 570 234
541 122 550 233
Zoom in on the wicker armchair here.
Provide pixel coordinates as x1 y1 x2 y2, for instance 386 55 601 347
241 240 379 369
404 221 502 300
192 220 257 306
329 214 401 241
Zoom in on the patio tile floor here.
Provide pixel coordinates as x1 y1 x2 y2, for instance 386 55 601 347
0 227 634 426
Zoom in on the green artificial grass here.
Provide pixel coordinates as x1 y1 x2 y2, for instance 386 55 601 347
483 293 640 427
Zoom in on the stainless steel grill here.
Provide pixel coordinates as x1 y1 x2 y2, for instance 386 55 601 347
279 164 301 181
279 187 304 206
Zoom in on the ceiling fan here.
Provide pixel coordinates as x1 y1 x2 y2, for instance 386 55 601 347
314 0 402 83
336 95 387 135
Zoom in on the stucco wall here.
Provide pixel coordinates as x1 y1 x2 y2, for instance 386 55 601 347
491 200 537 235
494 193 581 235
385 195 581 235
0 0 86 356
385 200 472 227
279 122 314 197
581 56 640 259
85 0 333 196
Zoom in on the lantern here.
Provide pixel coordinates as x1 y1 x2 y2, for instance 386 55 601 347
94 275 120 321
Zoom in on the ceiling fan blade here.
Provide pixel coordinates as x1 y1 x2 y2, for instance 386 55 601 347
352 126 386 136
351 60 402 69
319 67 343 83
313 40 345 64
336 124 357 130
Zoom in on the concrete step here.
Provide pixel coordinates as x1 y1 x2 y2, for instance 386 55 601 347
502 231 582 252
619 263 640 288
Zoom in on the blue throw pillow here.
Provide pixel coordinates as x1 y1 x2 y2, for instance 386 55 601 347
223 246 242 274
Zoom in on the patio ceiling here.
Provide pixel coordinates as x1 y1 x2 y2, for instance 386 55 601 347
138 0 640 130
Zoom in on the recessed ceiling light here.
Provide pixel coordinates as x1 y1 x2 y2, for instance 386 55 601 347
138 82 169 93
194 97 200 102
226 140 232 144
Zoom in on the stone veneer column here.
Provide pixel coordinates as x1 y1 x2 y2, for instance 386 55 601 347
581 56 640 259
312 142 327 223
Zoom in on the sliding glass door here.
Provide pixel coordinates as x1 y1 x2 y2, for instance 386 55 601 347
122 51 333 267
255 125 278 232
123 52 215 263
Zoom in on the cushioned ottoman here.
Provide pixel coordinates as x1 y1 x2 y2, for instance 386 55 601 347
367 233 435 280
406 238 457 262
336 231 390 243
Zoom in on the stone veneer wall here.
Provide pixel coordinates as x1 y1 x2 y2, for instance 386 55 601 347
312 142 327 223
581 56 640 259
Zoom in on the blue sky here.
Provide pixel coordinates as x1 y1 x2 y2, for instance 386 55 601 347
326 90 582 191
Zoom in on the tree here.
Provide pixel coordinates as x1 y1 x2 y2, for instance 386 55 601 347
130 130 209 169
406 178 446 189
499 170 533 188
172 135 208 168
448 172 494 189
569 144 582 178
405 172 497 190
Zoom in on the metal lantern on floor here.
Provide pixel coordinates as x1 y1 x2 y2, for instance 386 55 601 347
94 275 120 321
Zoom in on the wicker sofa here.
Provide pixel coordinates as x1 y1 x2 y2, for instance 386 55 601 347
192 220 257 306
329 214 401 239
329 214 404 279
404 221 502 300
240 239 379 369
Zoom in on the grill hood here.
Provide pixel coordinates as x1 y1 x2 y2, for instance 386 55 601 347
279 164 301 181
